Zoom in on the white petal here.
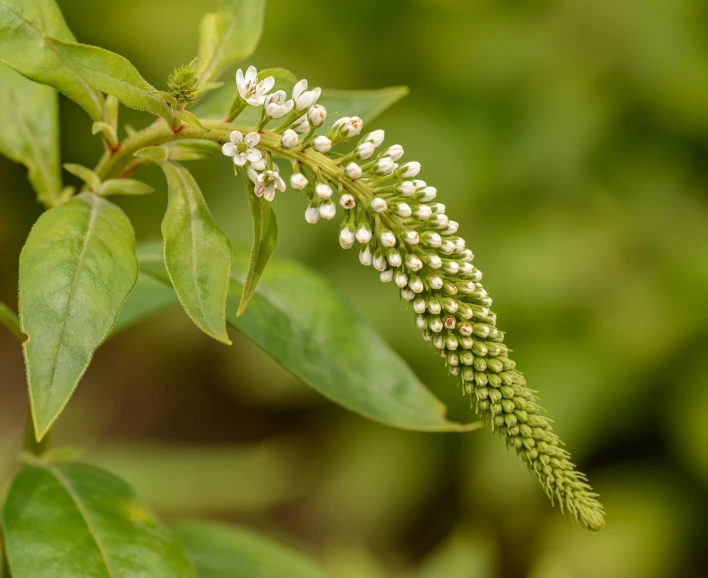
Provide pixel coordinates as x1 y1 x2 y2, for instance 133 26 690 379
245 66 257 83
233 152 248 166
251 159 266 171
244 132 260 147
221 143 237 156
275 175 286 192
245 148 262 162
292 79 307 100
236 69 245 88
229 130 243 144
260 76 275 93
264 186 276 202
254 184 265 197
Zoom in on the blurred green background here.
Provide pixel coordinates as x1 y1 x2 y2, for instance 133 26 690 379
2 0 708 576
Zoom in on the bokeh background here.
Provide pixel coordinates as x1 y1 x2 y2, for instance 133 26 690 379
2 0 708 576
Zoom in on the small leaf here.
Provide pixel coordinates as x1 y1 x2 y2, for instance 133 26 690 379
0 63 62 203
136 142 221 162
1 463 196 578
137 244 480 432
197 0 266 84
99 178 154 197
174 521 325 578
0 302 24 343
237 183 277 316
63 163 101 191
0 0 103 120
91 120 117 143
158 162 232 344
44 37 177 126
19 193 138 439
176 109 209 131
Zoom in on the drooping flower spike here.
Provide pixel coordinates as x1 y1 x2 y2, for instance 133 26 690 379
221 69 605 531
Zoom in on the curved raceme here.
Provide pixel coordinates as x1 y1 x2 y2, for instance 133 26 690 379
223 66 605 531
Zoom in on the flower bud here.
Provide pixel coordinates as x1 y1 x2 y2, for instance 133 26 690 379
401 288 415 301
364 129 385 147
357 142 375 160
432 214 449 229
426 254 442 268
339 116 363 140
443 261 459 274
308 104 327 127
429 317 443 332
391 202 411 218
408 276 424 293
428 299 442 314
291 172 308 190
371 198 388 212
292 114 310 133
402 230 419 245
281 129 299 148
405 254 423 271
305 203 320 224
397 181 417 197
355 223 372 244
373 251 387 272
458 322 473 336
315 182 333 199
428 275 443 290
396 161 421 178
380 269 394 283
413 297 427 314
395 271 409 288
264 90 294 119
387 250 402 268
419 186 437 202
293 79 321 112
319 199 336 220
346 162 362 179
416 314 428 329
339 194 356 209
380 229 396 247
444 220 459 235
313 135 332 153
374 157 397 176
339 226 355 249
414 205 432 220
439 240 456 254
382 144 404 161
421 231 442 247
359 245 373 266
442 298 458 313
459 249 474 262
433 334 446 349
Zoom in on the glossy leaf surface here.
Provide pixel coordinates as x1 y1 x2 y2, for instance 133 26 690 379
19 193 138 439
1 463 196 578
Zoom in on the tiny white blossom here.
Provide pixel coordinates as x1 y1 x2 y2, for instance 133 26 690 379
373 252 387 272
281 129 299 149
414 205 432 220
331 116 363 140
397 181 416 197
430 318 443 333
365 130 385 147
421 231 442 247
346 162 362 179
380 269 394 283
408 277 424 293
444 220 459 235
416 315 428 329
222 130 262 166
355 224 372 244
264 90 294 119
380 230 396 248
375 157 397 175
460 249 474 262
313 135 332 153
359 245 373 266
459 262 474 275
454 237 466 251
405 254 423 271
339 194 356 209
439 240 456 255
387 250 402 268
339 226 356 249
292 79 321 112
427 254 442 269
308 104 327 127
236 66 274 106
430 203 446 214
413 298 427 314
420 186 437 202
292 114 310 134
383 145 404 161
371 198 387 212
254 164 286 201
428 300 442 315
428 276 443 290
319 199 336 220
247 158 266 183
305 203 320 224
315 182 333 199
395 271 409 288
402 230 419 244
357 142 375 160
398 161 421 178
458 323 473 337
290 173 308 190
432 214 449 229
395 202 412 217
401 288 415 301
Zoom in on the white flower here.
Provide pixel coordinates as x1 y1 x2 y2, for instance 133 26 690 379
264 90 294 119
413 298 427 314
308 104 327 127
460 249 474 262
415 315 428 329
305 203 320 224
398 161 421 178
292 79 321 112
359 246 373 266
355 224 372 244
290 173 308 190
444 261 459 274
254 164 286 201
319 200 336 220
428 300 442 314
405 254 423 271
315 182 333 199
395 271 409 288
430 318 443 332
339 226 356 249
421 231 442 247
236 66 274 106
281 129 299 149
387 250 402 267
439 240 456 255
374 157 397 175
397 182 416 197
432 214 449 229
454 237 466 251
430 203 446 214
346 163 362 179
371 198 387 212
313 136 332 153
419 186 437 202
339 194 356 209
380 269 394 283
414 205 432 220
459 262 474 275
357 142 375 160
247 158 266 183
292 114 310 134
383 145 404 161
402 230 419 244
222 130 262 166
365 130 385 147
395 202 412 217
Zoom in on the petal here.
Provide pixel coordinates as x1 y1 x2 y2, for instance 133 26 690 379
221 142 236 156
247 167 260 183
272 90 286 103
245 148 262 162
312 87 322 100
244 132 260 147
229 130 243 144
245 65 257 83
251 159 266 171
235 68 244 87
260 76 275 94
234 152 247 166
254 184 265 197
247 96 263 106
264 187 276 202
292 79 307 100
283 100 294 114
275 176 286 192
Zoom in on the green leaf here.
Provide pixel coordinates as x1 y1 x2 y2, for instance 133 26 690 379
98 178 154 197
0 303 24 343
44 37 177 126
174 521 324 578
111 272 179 335
237 180 277 316
63 162 101 191
158 162 232 345
1 463 196 578
318 86 410 126
0 63 61 203
0 0 103 120
19 193 138 439
137 244 480 432
135 141 221 162
197 0 266 84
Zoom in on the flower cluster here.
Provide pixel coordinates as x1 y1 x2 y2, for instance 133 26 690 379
221 67 605 530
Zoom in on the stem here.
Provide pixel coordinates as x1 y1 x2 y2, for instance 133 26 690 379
24 407 50 456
